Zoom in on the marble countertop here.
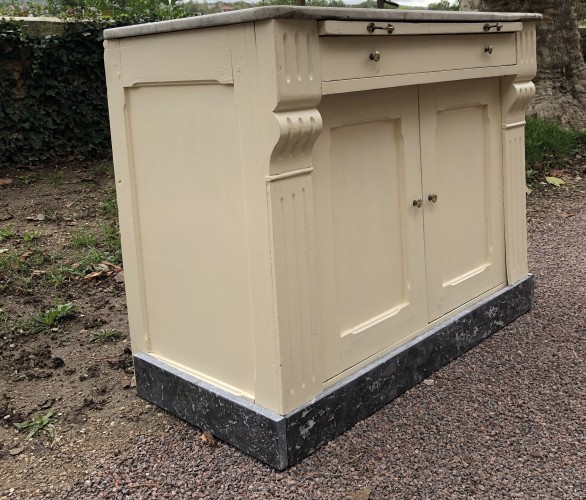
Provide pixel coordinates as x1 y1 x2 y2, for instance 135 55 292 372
104 6 541 40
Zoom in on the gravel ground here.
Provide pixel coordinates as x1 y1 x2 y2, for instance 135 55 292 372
4 179 586 499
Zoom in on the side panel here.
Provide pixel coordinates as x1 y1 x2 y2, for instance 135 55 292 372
419 78 506 321
123 83 255 396
313 87 427 379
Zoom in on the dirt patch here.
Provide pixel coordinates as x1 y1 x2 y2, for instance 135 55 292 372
0 160 144 490
0 157 585 498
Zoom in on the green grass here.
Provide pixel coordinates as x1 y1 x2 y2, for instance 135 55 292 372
102 223 122 264
48 172 64 185
0 225 16 242
94 161 115 176
15 173 40 185
0 250 45 292
99 187 118 218
89 329 124 343
525 116 586 171
71 229 99 249
44 266 72 287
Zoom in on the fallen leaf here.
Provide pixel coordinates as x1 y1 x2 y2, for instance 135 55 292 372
9 446 24 456
348 488 371 500
0 249 8 254
560 210 576 219
0 178 13 186
84 270 109 280
423 378 435 386
201 431 218 447
545 176 565 187
130 375 136 388
26 214 46 222
20 251 33 260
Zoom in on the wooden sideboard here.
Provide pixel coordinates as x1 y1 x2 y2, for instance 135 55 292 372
104 7 539 469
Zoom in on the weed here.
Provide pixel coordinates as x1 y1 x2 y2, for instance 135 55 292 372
23 230 42 242
71 229 99 249
95 161 115 176
89 329 124 343
525 168 539 183
72 247 104 276
15 173 40 185
0 225 16 242
99 188 118 218
48 172 64 185
26 250 45 268
14 411 56 440
525 116 586 172
32 303 76 329
102 224 122 264
44 266 72 287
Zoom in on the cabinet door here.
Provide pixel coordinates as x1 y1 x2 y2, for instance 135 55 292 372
419 78 506 321
313 87 428 380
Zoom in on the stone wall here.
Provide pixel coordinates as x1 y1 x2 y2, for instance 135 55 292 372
8 16 66 38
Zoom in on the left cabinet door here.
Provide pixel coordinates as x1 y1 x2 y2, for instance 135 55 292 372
313 86 428 380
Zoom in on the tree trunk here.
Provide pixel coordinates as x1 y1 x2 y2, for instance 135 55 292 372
461 0 586 129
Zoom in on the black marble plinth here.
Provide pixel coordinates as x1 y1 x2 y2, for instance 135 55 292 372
134 275 534 470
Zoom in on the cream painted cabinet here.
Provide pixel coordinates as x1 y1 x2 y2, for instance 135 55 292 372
104 7 539 468
315 78 506 379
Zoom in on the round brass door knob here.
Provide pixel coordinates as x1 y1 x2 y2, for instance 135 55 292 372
428 194 438 203
413 199 423 208
369 51 381 62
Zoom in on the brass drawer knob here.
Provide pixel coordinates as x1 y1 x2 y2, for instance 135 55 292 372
428 194 438 203
369 51 381 62
413 199 423 208
485 45 494 54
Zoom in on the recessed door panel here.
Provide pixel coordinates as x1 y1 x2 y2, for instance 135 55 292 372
420 78 506 321
313 87 427 379
330 119 406 332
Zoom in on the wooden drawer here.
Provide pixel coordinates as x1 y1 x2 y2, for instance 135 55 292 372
319 33 516 82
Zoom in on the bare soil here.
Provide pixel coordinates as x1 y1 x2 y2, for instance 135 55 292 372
0 160 142 495
0 158 585 499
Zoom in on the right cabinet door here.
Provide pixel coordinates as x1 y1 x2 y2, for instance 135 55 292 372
419 78 506 321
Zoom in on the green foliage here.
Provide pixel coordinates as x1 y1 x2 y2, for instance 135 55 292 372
0 225 16 241
89 328 123 342
32 302 76 328
14 173 41 185
0 0 190 164
0 20 110 163
256 0 345 5
525 116 586 172
71 229 99 249
427 0 459 10
23 230 42 242
98 187 118 218
14 411 56 440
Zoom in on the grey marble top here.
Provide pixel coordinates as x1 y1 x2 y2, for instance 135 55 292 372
104 6 541 40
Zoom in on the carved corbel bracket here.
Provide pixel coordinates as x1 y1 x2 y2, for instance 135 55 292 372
269 109 323 177
502 21 537 126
